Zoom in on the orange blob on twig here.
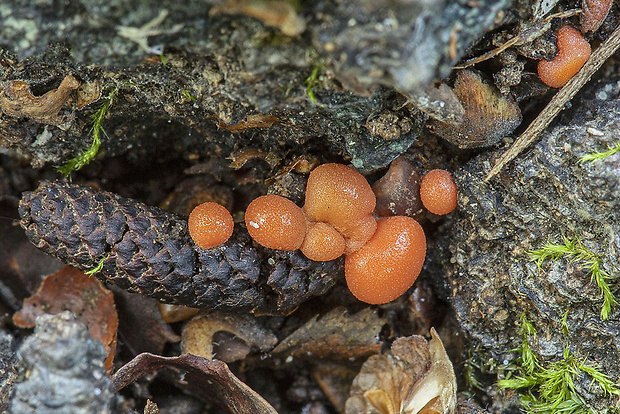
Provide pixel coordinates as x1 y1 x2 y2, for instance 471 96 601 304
538 25 591 88
188 202 234 249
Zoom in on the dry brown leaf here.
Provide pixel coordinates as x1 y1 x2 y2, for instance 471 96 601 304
182 312 277 362
113 289 181 356
210 0 305 37
0 75 80 124
112 353 278 414
13 266 118 372
158 303 200 323
429 70 521 149
218 114 279 133
313 363 360 413
272 307 386 361
345 329 456 414
76 80 102 109
408 82 464 124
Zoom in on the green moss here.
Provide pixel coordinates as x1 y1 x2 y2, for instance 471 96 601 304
304 64 324 103
529 237 617 320
58 84 120 176
85 253 109 275
579 142 620 163
180 89 197 102
252 30 294 47
498 315 620 413
304 50 325 103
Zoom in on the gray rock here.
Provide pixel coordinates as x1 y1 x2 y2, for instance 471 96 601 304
10 311 117 414
436 77 620 410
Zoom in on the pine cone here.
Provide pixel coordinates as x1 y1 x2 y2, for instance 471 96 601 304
19 181 341 314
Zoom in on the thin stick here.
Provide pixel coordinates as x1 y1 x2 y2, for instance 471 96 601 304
485 24 620 182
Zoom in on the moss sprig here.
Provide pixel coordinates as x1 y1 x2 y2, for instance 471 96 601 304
304 49 325 103
528 237 617 320
58 84 120 176
579 142 620 163
85 253 109 275
498 314 620 413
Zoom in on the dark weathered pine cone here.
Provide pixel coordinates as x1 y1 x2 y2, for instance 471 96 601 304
19 181 342 314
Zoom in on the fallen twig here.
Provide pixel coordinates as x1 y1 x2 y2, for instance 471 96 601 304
485 23 620 182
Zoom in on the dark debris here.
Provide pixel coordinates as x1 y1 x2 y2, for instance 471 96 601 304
19 180 341 315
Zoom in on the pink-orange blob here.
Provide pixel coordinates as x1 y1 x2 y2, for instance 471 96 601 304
245 195 307 250
420 169 458 215
538 25 591 88
300 222 346 262
303 163 376 229
188 202 234 249
345 216 426 304
303 163 377 253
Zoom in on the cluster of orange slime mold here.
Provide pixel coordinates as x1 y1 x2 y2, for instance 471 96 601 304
188 163 457 305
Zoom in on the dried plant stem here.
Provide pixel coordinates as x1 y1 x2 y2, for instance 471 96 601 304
485 23 620 182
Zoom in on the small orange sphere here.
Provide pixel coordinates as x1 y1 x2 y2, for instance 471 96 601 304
538 25 591 88
245 195 307 250
345 216 426 304
420 169 458 215
303 163 376 228
188 202 234 249
301 222 346 262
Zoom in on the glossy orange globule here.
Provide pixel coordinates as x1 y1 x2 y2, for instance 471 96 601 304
345 216 426 304
245 195 307 251
188 202 234 249
301 222 346 262
538 25 591 88
420 169 458 215
303 163 377 254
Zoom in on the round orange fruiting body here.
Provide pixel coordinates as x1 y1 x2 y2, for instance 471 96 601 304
188 202 234 249
538 25 591 88
303 163 377 254
339 214 377 255
245 194 307 251
344 216 426 305
419 169 458 215
300 222 346 262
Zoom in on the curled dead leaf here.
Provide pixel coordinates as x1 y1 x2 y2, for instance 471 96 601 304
218 114 279 133
210 0 306 37
112 352 278 414
345 329 456 414
0 74 80 125
182 312 277 362
429 70 521 149
13 266 118 372
76 80 102 109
